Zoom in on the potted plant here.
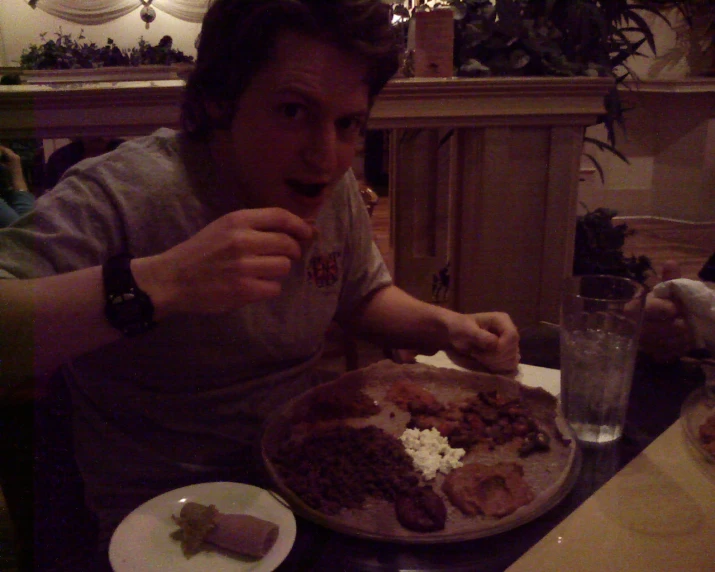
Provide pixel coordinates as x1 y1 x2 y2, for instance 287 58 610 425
18 29 194 83
382 0 675 310
573 205 653 283
656 0 715 75
390 0 693 170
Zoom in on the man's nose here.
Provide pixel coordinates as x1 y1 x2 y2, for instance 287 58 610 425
301 122 338 172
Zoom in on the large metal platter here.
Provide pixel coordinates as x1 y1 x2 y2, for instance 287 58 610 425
261 360 580 544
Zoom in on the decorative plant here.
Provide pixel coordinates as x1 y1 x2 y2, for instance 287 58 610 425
573 205 653 283
19 29 194 70
658 0 715 75
674 0 715 44
390 0 692 170
126 36 195 66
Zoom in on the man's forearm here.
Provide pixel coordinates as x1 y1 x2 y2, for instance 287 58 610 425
0 267 121 381
345 285 452 353
10 170 28 191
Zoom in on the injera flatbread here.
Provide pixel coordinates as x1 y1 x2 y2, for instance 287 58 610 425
262 360 579 543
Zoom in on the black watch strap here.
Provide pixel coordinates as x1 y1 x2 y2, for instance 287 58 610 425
103 253 156 336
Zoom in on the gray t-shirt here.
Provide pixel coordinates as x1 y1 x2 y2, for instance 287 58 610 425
0 128 391 537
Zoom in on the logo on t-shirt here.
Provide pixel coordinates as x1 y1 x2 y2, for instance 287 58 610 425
307 252 342 288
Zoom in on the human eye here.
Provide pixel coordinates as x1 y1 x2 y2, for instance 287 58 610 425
278 102 308 121
336 115 366 138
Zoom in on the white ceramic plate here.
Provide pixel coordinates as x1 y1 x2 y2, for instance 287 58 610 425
108 482 296 572
680 386 715 483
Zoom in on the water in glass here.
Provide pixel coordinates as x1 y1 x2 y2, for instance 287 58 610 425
560 328 637 444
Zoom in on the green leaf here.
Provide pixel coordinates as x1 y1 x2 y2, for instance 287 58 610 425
622 10 657 53
582 152 605 183
584 136 630 165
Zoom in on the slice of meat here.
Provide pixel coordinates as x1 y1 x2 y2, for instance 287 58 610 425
291 379 380 424
395 486 447 532
386 379 442 413
442 462 535 518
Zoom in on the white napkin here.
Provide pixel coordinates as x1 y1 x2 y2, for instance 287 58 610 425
652 278 715 354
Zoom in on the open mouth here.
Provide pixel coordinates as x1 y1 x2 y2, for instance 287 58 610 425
286 180 328 199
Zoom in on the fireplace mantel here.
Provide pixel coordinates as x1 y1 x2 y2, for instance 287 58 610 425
0 75 612 326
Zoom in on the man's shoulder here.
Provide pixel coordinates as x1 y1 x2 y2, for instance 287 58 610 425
110 128 181 163
71 129 184 185
40 128 196 215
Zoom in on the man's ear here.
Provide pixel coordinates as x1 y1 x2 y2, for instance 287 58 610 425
205 100 228 121
205 99 234 129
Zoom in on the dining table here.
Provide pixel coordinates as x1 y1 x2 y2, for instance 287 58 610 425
271 349 715 572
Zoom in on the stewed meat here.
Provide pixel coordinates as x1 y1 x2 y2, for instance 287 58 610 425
442 462 535 518
395 486 447 532
272 425 420 514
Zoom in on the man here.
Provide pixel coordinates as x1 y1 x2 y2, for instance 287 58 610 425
0 0 518 564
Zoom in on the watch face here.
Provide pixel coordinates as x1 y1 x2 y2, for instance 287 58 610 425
104 254 156 336
111 299 145 323
107 292 154 334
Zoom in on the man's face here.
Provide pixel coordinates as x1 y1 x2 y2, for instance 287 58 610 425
210 31 370 219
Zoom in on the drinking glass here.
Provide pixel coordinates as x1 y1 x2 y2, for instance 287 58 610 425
560 275 647 444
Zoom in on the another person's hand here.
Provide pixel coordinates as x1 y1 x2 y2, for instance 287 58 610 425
445 311 520 373
0 145 28 191
132 207 314 316
639 260 694 362
0 145 23 173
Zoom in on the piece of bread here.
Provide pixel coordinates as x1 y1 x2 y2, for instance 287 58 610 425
172 502 279 559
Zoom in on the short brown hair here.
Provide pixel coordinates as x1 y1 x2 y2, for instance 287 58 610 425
181 0 401 139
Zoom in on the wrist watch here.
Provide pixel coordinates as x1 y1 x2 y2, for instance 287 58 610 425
103 253 156 336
